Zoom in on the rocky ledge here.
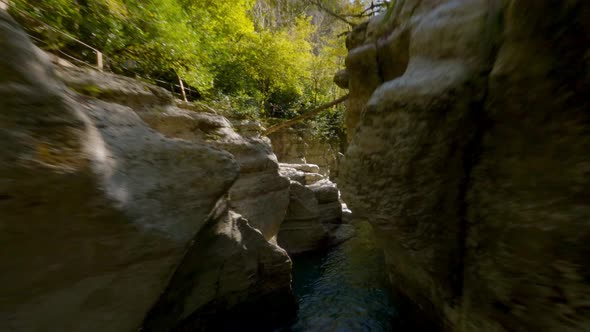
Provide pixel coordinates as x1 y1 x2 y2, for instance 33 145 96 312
277 163 355 254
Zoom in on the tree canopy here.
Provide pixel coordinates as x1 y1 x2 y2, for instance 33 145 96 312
10 0 385 138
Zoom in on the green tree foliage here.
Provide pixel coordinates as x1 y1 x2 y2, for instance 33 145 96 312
10 0 375 137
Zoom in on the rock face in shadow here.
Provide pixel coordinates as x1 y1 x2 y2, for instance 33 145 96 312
277 180 327 254
277 164 354 254
0 10 294 332
339 1 590 331
142 207 295 332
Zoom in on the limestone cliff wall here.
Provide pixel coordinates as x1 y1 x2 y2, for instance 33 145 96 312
0 10 294 332
339 1 590 331
269 127 342 178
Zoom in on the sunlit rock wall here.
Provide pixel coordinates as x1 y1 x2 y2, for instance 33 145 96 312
269 127 342 178
0 10 295 332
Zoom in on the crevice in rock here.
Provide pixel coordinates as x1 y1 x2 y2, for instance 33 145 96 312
0 194 15 201
452 2 506 302
451 87 491 301
373 0 418 88
374 38 386 84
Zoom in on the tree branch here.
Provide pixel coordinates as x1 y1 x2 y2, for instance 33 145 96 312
307 0 356 28
264 94 349 136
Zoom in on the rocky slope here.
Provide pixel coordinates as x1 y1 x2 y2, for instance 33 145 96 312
339 1 590 331
0 10 294 332
277 163 354 254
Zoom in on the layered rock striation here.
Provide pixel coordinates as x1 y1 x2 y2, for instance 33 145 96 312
339 1 590 331
277 163 354 254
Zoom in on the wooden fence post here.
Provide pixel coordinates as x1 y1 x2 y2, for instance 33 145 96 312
96 51 103 71
178 75 188 102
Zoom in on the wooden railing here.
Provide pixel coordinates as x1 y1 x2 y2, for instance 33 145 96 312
4 1 199 101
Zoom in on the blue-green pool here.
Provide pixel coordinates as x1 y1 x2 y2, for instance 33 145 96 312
287 221 398 332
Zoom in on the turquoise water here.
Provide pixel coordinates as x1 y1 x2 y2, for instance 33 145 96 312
287 222 398 332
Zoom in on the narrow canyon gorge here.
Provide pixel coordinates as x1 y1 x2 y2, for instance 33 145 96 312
1 1 589 331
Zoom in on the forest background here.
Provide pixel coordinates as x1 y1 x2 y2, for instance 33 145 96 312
9 0 389 141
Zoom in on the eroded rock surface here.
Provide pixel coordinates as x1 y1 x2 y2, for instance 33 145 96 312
0 10 294 332
143 206 295 332
135 106 290 243
277 164 354 254
277 181 326 254
125 97 293 330
340 1 590 331
270 128 343 177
